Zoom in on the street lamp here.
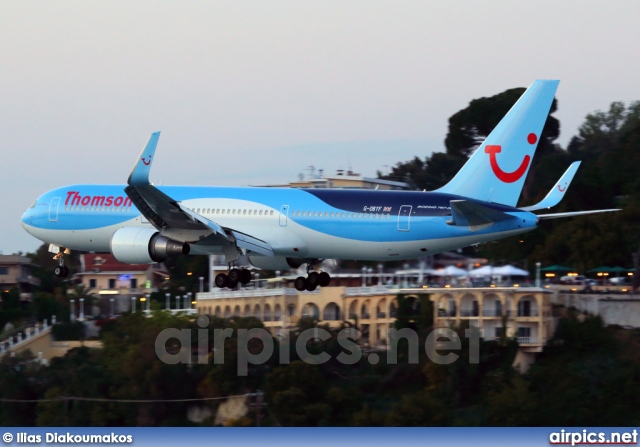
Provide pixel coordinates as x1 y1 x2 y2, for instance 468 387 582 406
79 298 85 321
176 296 181 310
70 299 75 321
253 272 260 289
131 296 136 312
165 293 170 310
535 262 541 288
140 296 146 313
199 276 204 293
110 298 114 317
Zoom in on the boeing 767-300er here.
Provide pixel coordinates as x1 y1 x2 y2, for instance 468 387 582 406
21 80 619 291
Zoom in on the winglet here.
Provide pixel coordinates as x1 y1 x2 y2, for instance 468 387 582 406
521 161 581 212
128 131 161 186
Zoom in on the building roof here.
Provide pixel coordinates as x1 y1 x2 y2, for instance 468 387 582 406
0 255 37 267
79 253 166 274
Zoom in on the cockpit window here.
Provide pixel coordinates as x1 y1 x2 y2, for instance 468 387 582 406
30 201 37 209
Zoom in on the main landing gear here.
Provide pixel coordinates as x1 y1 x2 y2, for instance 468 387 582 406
50 245 70 278
294 270 331 292
215 267 252 289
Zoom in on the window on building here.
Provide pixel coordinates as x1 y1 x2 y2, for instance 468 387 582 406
0 267 8 275
131 278 137 289
89 279 96 288
109 278 116 289
517 327 531 338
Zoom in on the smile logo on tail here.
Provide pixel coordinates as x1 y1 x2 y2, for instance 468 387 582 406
141 156 152 166
557 183 567 192
484 133 537 183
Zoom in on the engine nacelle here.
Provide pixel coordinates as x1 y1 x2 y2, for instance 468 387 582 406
248 255 304 271
110 227 190 264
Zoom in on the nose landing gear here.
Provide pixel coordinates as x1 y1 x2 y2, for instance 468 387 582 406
50 245 70 277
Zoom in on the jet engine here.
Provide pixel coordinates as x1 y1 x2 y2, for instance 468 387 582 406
110 227 189 264
248 255 304 271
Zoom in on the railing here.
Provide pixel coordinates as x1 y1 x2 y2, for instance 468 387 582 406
198 288 298 300
460 310 479 317
437 310 457 317
517 337 539 345
517 309 539 317
344 286 392 296
361 312 371 319
377 312 387 318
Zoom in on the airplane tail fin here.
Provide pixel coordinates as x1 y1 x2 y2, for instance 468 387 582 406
435 80 559 207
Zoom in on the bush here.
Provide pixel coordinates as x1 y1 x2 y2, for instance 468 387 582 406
51 321 85 341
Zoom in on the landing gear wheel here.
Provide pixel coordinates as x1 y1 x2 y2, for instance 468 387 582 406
318 272 330 287
307 271 320 287
294 276 307 292
215 273 229 288
228 280 238 289
239 269 252 285
54 266 69 277
305 282 317 292
228 268 241 283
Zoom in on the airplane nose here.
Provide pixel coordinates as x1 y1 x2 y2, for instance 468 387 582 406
21 209 33 229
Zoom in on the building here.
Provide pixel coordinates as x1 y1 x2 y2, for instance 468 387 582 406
196 285 398 347
74 253 169 314
0 255 41 301
260 168 409 191
426 286 555 371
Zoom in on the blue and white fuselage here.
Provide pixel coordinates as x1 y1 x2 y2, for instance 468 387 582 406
21 184 538 261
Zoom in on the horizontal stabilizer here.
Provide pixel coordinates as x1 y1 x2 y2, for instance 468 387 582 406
521 161 581 211
449 200 514 231
536 209 621 220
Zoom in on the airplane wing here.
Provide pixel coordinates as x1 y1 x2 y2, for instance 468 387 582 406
124 132 274 257
521 161 581 212
448 200 515 231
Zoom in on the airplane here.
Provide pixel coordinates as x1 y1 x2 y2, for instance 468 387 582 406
21 80 619 291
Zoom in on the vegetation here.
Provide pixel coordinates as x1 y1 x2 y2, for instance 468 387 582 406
1 312 640 426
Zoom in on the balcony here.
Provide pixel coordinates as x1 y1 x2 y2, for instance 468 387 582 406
517 309 539 317
517 337 539 345
460 310 479 317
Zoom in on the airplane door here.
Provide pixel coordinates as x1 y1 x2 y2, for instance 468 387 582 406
49 197 61 222
397 205 412 231
279 205 289 227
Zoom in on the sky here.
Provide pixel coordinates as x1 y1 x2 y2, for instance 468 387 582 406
2 1 640 255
